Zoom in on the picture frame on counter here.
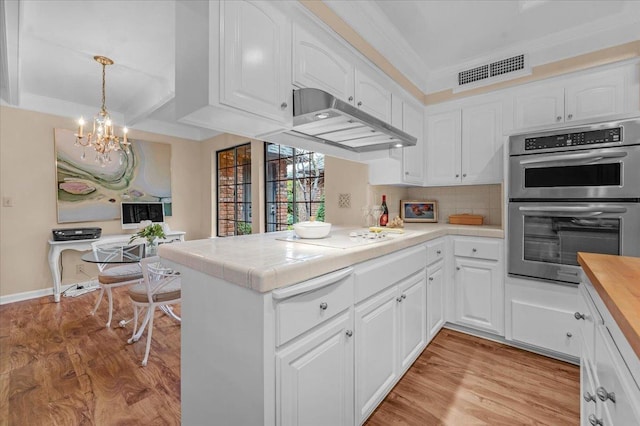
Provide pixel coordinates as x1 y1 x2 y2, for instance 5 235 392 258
400 200 438 223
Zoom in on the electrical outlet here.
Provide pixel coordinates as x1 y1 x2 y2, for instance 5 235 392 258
76 264 85 274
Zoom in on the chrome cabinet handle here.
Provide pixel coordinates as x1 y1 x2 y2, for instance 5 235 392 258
396 297 402 303
588 414 603 426
568 113 573 120
348 96 354 102
401 294 406 300
472 248 477 252
280 102 288 110
345 330 353 337
556 116 562 121
456 266 461 271
429 277 434 281
436 250 441 255
566 332 572 338
596 386 616 403
455 174 460 178
319 302 328 310
463 173 467 178
357 101 363 107
574 312 586 320
583 391 596 403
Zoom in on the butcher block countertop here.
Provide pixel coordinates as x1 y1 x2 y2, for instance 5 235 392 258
578 252 640 358
159 223 503 293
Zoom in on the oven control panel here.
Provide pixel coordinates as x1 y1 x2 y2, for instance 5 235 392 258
525 127 622 151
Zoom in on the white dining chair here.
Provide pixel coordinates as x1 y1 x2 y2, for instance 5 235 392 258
127 256 182 366
90 240 144 327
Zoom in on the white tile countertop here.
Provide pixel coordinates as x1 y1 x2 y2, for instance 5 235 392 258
158 223 504 293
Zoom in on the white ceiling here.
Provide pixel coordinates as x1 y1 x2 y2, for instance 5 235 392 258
1 1 639 141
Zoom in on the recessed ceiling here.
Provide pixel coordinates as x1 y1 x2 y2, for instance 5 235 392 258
2 0 639 140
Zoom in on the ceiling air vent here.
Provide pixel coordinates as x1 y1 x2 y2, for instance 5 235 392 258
455 54 528 92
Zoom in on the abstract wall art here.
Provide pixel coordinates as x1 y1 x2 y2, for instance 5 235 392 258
54 128 172 223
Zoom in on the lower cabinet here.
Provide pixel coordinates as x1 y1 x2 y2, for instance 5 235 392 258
578 279 640 426
277 311 354 426
452 237 504 335
354 271 426 424
427 259 445 342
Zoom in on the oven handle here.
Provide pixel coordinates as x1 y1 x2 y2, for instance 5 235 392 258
519 206 627 216
519 151 627 166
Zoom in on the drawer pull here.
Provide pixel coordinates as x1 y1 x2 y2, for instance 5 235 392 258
280 102 288 110
401 294 406 300
429 277 434 281
596 386 616 403
436 250 441 255
348 96 353 102
345 330 353 337
319 302 328 310
472 248 477 252
566 332 572 338
396 297 402 303
583 391 596 403
456 266 460 271
588 414 603 426
574 312 586 320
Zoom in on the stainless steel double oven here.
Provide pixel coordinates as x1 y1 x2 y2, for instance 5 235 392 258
508 116 640 284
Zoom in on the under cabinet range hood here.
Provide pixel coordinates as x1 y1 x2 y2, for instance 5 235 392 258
281 88 417 153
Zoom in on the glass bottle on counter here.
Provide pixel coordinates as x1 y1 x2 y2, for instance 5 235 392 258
380 195 389 226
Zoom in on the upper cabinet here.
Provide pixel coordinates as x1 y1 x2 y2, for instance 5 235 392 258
292 24 354 102
221 1 292 124
176 0 292 137
292 23 392 123
513 67 628 130
425 101 503 186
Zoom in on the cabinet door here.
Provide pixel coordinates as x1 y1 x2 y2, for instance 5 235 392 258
514 86 565 129
580 353 598 426
354 69 392 122
594 325 640 426
454 257 502 334
401 101 425 184
425 110 461 185
354 287 398 423
221 0 291 124
461 101 503 184
427 260 445 342
277 311 354 426
566 69 625 122
292 24 354 102
398 273 427 371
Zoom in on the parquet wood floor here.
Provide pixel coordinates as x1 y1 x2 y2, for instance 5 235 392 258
1 289 579 425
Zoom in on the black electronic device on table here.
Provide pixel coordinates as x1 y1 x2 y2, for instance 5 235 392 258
52 227 102 241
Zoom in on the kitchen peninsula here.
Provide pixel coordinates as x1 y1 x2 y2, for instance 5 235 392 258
159 224 503 425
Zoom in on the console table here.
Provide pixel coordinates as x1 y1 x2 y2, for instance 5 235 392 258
47 231 185 302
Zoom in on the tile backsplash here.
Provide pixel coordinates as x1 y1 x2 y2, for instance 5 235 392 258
406 184 503 226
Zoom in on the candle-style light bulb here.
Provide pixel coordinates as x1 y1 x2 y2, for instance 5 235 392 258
123 127 128 144
77 117 85 138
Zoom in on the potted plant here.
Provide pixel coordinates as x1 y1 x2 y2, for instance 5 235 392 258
129 221 166 255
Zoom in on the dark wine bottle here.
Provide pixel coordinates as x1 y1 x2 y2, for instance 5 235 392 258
380 195 389 226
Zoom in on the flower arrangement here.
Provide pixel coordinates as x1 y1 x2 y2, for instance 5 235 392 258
129 221 166 245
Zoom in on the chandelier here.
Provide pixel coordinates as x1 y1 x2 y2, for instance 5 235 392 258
75 55 130 164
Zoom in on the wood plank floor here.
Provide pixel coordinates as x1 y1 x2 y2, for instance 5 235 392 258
365 329 580 426
1 288 579 425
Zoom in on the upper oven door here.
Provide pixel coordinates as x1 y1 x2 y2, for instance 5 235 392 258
509 144 640 199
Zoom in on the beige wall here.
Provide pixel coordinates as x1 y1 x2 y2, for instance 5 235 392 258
0 106 204 297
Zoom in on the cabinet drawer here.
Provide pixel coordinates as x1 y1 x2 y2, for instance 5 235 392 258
511 300 580 357
276 274 354 346
426 239 446 266
354 245 425 303
454 238 501 261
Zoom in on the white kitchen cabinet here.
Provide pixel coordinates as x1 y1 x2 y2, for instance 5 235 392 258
176 0 292 138
354 271 426 424
354 69 392 123
452 237 503 335
578 278 640 426
513 67 627 130
292 23 354 102
506 276 580 359
427 259 445 343
277 311 354 426
425 101 503 186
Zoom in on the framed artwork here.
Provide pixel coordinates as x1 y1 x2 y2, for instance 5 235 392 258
400 200 438 223
54 128 172 223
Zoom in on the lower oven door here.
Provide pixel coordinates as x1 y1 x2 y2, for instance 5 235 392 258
508 201 640 283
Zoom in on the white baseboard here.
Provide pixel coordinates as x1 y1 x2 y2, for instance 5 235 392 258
0 279 99 305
